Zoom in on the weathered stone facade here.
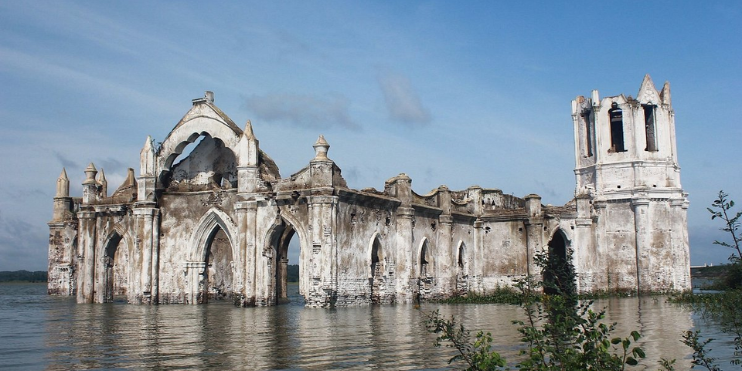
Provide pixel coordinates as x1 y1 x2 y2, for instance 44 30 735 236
48 75 691 307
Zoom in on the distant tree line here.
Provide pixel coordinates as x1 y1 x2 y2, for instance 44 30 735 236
287 265 299 282
0 270 47 283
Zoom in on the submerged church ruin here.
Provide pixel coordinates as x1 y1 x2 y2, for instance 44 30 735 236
48 75 691 307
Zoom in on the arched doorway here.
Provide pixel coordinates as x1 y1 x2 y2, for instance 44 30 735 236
103 232 127 303
204 226 234 301
418 239 434 301
544 230 573 296
369 235 384 304
268 219 303 305
456 241 468 294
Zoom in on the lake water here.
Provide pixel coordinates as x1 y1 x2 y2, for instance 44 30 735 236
0 283 737 370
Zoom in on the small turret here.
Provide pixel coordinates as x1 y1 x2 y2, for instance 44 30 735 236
310 135 335 190
82 163 98 204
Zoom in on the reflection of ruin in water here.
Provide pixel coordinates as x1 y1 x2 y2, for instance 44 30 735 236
10 281 709 370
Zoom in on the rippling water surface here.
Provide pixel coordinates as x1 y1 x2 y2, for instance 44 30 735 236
0 283 736 370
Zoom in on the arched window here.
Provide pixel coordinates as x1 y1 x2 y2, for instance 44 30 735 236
608 102 626 153
581 108 593 157
371 237 383 277
642 104 658 152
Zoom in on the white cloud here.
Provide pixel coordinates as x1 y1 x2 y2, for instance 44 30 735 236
244 93 360 131
378 72 431 125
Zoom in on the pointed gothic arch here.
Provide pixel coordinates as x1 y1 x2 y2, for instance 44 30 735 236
190 208 239 263
185 208 240 303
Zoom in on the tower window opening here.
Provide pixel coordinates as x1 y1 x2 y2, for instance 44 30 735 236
643 104 658 152
581 108 593 157
608 102 626 153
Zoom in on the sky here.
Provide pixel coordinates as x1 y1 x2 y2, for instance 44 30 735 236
0 1 740 271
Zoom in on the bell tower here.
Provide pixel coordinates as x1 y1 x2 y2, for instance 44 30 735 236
571 75 690 292
572 74 682 199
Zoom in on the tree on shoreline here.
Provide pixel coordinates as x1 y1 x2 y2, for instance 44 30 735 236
0 270 47 283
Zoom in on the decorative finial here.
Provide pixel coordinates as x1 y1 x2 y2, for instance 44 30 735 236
313 135 330 160
83 163 98 185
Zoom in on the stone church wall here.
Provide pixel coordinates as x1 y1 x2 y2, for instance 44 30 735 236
48 76 692 307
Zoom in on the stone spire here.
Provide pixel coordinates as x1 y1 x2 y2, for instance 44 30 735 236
313 135 330 161
140 135 156 177
244 120 256 140
97 168 107 198
55 168 69 198
660 81 671 106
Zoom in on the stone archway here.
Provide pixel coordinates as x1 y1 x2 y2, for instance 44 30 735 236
187 209 239 304
270 219 296 304
261 214 309 306
204 226 234 301
102 231 123 303
544 229 573 295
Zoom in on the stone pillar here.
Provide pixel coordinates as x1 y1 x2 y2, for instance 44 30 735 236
632 197 650 292
471 219 484 294
184 262 206 304
306 195 338 307
152 210 160 303
524 195 543 278
438 214 453 296
236 200 258 306
670 196 691 290
94 215 106 304
77 210 96 303
574 195 594 292
134 206 157 303
395 206 415 302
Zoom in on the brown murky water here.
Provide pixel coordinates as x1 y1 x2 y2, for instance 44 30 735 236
0 283 735 370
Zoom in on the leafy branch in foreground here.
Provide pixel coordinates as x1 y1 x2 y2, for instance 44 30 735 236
682 330 721 371
425 310 506 370
708 190 742 265
426 249 646 370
